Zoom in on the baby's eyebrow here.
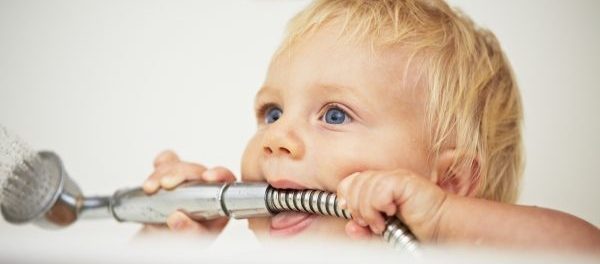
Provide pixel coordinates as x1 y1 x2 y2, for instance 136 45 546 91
255 83 367 110
261 83 365 102
253 86 281 115
255 86 273 102
310 83 365 105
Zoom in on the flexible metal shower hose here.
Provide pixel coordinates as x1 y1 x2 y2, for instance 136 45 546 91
265 187 419 253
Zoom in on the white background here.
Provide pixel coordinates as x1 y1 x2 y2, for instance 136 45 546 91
0 0 599 257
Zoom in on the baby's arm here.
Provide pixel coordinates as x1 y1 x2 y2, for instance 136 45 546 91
337 170 600 253
437 194 600 251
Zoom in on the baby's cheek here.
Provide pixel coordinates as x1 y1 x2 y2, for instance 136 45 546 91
317 152 375 192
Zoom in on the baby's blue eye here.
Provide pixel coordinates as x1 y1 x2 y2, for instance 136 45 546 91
265 107 282 124
324 107 348 124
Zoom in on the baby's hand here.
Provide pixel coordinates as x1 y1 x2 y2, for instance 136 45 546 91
139 150 235 235
337 170 448 242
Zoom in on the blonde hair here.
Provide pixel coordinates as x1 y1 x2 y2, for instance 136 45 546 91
279 0 523 203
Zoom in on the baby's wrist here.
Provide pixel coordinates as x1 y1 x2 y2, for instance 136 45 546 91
427 192 455 243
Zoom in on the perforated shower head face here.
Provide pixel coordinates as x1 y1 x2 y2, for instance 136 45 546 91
0 126 64 224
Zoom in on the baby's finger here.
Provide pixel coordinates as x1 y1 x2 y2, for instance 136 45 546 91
358 175 386 234
202 166 236 183
143 151 180 194
346 173 369 225
160 162 207 189
143 166 173 194
142 179 161 194
202 217 229 233
144 164 171 182
166 211 209 233
337 172 361 209
138 224 168 235
345 221 373 240
361 207 386 234
371 183 397 217
337 172 360 201
153 150 180 168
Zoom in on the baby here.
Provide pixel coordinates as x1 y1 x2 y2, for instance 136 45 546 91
140 0 600 252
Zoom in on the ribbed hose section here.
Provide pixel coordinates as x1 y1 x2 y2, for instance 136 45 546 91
265 187 419 254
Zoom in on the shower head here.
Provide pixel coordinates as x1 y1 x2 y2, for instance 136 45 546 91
0 125 85 228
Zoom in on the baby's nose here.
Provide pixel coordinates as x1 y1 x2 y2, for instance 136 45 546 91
263 145 290 155
262 130 304 160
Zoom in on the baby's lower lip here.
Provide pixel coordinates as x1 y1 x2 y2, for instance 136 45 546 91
269 212 316 237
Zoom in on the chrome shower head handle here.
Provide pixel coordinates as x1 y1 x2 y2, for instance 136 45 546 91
109 182 273 223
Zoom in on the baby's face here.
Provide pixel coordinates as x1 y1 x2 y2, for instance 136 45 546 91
241 21 431 242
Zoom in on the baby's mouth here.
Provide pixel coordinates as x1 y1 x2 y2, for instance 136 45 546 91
269 212 316 237
267 179 316 237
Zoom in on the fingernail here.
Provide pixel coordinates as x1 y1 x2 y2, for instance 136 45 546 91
356 219 367 227
385 205 396 216
203 170 218 181
143 180 158 191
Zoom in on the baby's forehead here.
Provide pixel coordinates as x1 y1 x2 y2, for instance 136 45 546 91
267 34 426 106
280 22 424 83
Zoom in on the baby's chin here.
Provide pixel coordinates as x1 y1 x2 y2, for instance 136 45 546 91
247 217 347 244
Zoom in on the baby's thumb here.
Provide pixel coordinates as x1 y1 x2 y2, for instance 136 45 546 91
345 220 374 240
166 211 209 233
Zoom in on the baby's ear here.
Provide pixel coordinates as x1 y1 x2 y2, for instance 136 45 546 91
432 149 480 197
